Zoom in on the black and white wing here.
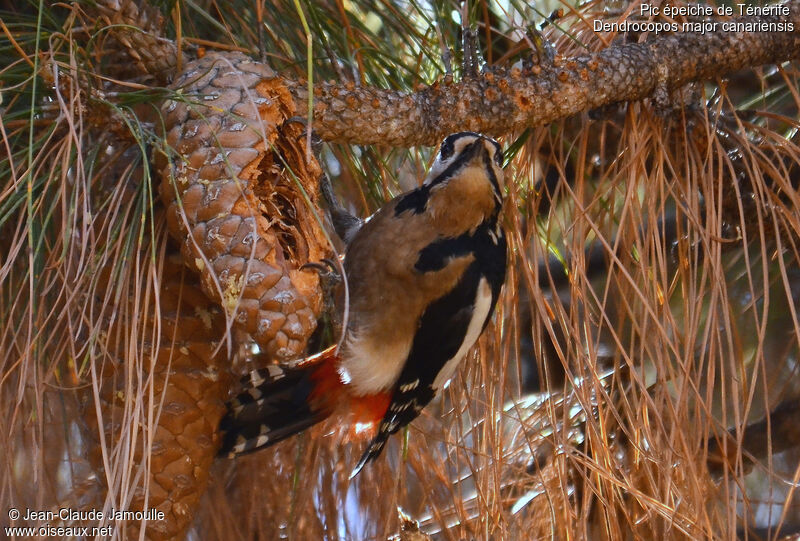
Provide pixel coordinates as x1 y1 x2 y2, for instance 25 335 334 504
351 223 506 476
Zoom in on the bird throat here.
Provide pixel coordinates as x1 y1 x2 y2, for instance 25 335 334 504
428 166 498 237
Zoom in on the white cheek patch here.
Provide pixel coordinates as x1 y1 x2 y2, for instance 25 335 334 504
432 277 493 390
423 159 446 186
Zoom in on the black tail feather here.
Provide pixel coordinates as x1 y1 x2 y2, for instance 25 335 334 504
218 366 329 457
350 433 390 479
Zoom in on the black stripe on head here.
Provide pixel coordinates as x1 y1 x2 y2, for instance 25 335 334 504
481 146 503 204
426 137 483 189
442 132 501 166
489 138 503 167
395 133 502 217
439 131 482 161
394 135 481 216
438 136 456 161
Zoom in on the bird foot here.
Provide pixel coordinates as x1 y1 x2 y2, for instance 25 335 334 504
301 258 342 284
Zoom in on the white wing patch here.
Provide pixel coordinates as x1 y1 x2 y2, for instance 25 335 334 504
432 277 493 390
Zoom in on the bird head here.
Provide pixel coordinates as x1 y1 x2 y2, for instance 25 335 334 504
424 132 504 207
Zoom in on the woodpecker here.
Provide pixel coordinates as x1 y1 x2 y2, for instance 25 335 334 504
219 132 507 476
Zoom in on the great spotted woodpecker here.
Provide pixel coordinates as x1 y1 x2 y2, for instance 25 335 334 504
219 132 507 476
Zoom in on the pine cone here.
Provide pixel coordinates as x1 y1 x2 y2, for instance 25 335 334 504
158 51 327 361
85 251 230 540
92 0 179 82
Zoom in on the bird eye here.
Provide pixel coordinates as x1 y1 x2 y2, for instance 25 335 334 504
439 137 455 161
492 141 503 167
439 132 481 162
494 146 504 167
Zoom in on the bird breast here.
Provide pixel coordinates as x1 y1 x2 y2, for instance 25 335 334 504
427 164 498 237
338 202 476 396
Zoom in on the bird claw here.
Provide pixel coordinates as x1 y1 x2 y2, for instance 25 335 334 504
459 0 484 80
284 115 323 154
301 258 342 283
302 259 342 324
284 115 308 128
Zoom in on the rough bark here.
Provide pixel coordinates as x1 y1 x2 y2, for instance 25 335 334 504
287 2 800 145
98 0 800 146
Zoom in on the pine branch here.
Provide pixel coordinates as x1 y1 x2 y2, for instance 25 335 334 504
94 1 799 145
288 1 800 146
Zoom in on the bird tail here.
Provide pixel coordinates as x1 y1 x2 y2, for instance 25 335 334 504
218 345 341 457
350 430 392 478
